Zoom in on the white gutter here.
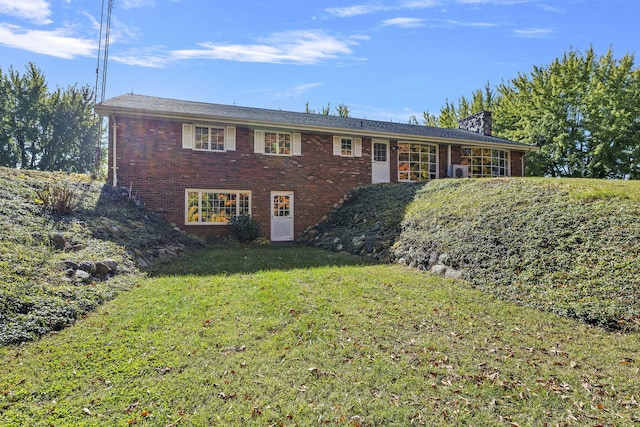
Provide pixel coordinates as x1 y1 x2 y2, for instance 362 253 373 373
111 116 118 187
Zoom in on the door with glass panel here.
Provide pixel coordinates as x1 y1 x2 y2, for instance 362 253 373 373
371 139 390 183
270 191 294 241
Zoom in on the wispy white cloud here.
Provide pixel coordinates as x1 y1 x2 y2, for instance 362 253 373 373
0 0 53 25
169 30 364 65
456 0 533 4
437 19 496 28
0 23 95 58
326 0 440 17
382 17 425 28
275 82 324 100
401 0 439 9
326 4 391 18
513 27 553 38
110 46 171 68
328 0 536 17
537 3 562 13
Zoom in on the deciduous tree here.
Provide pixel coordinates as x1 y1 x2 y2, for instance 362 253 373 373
0 63 100 173
495 47 640 178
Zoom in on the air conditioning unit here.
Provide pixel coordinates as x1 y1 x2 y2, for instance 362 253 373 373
449 164 469 178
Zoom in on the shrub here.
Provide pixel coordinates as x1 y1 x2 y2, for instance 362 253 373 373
34 184 76 215
229 215 261 242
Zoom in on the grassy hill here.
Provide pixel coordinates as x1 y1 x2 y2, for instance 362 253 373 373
1 170 640 425
0 167 202 345
304 178 640 332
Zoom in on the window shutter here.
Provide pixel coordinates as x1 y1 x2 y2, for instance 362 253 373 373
226 126 236 151
354 137 362 157
182 123 193 149
254 130 264 153
333 136 341 156
292 133 302 156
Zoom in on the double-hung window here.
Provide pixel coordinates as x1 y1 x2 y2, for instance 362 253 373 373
332 136 362 157
398 142 437 181
461 147 509 177
265 131 291 155
340 137 353 156
195 126 225 151
254 130 302 156
182 123 236 151
186 190 251 225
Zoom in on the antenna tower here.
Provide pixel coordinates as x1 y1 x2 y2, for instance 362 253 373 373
95 0 114 104
93 0 114 174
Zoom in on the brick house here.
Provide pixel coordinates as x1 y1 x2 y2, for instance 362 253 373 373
95 94 534 241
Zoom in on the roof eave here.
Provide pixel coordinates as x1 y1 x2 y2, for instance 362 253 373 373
94 104 537 151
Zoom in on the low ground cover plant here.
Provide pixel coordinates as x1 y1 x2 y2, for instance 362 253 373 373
0 167 201 345
395 178 640 331
1 246 638 426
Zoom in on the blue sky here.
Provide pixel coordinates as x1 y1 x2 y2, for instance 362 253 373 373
0 0 638 121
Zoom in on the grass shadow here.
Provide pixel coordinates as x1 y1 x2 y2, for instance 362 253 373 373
149 243 375 277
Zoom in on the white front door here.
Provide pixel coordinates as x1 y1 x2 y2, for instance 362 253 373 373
271 191 294 241
372 139 390 183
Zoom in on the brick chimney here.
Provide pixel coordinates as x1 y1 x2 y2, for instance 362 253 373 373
458 110 492 136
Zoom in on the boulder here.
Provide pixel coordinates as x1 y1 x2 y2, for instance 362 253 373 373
74 269 91 283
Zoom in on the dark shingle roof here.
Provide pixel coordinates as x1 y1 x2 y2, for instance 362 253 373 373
95 93 532 149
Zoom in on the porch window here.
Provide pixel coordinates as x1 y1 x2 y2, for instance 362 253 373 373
398 142 437 182
186 189 251 225
461 147 509 177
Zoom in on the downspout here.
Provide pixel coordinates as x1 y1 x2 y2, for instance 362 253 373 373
447 145 451 177
111 116 118 187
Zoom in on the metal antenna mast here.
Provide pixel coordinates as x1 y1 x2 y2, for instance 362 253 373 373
95 0 114 104
94 0 114 174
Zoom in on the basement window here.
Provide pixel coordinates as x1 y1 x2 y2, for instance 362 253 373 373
186 189 251 225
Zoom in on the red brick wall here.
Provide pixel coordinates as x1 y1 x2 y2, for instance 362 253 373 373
108 116 370 239
106 116 529 239
511 151 524 177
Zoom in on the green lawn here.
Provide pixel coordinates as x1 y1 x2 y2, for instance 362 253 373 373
1 245 639 426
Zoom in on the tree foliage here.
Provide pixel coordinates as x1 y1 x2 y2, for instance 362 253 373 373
423 82 496 128
304 101 350 117
0 63 100 173
423 47 640 178
496 47 640 178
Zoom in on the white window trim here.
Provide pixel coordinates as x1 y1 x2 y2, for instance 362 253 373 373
182 123 236 152
397 141 438 182
333 136 362 157
185 189 252 225
254 130 301 156
461 146 510 178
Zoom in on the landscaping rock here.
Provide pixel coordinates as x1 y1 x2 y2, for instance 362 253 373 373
74 269 91 283
78 261 96 274
50 232 66 248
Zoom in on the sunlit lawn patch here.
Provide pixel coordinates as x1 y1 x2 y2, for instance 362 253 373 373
1 245 638 426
